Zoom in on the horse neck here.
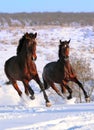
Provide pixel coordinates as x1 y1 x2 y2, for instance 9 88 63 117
61 56 73 71
59 56 69 64
18 51 36 74
20 51 33 64
17 44 33 66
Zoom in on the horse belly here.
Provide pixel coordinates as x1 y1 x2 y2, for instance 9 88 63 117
50 73 64 83
43 65 64 84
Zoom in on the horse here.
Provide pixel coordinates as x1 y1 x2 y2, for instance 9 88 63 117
4 32 51 107
42 39 90 102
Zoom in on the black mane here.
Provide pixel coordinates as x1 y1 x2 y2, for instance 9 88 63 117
16 35 25 55
16 32 37 55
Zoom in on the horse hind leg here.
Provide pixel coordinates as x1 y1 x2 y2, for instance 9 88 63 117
49 82 66 99
11 80 22 97
60 84 67 94
73 78 90 102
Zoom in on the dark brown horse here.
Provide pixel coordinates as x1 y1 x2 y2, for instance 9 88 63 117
4 32 51 107
42 40 90 102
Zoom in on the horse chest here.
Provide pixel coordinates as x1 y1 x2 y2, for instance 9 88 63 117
23 63 37 79
63 63 76 80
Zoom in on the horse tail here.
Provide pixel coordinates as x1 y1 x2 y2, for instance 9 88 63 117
5 80 11 85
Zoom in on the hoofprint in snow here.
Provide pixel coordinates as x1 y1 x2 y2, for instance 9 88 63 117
0 101 94 130
0 26 94 130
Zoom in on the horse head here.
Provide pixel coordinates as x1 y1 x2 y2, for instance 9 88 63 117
59 39 71 60
17 32 37 61
25 32 37 61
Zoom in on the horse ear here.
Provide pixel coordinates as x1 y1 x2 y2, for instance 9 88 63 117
68 39 71 44
25 32 29 37
25 32 30 39
60 40 62 44
34 32 37 38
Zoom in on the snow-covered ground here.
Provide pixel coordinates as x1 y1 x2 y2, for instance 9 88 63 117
0 26 94 130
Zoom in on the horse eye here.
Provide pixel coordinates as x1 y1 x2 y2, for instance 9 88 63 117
63 45 67 48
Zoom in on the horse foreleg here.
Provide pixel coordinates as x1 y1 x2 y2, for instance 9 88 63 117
24 87 29 96
73 78 90 102
62 80 72 100
23 80 35 100
28 86 35 100
12 81 22 97
65 85 72 99
34 74 51 107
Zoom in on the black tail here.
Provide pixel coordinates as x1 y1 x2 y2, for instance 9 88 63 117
5 80 11 85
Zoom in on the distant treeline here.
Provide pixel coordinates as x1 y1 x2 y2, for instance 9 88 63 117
0 12 94 27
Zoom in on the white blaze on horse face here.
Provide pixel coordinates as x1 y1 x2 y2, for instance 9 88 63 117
32 41 37 61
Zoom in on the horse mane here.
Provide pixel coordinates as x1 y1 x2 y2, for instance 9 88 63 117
16 35 25 55
58 41 65 59
58 44 62 59
16 32 37 55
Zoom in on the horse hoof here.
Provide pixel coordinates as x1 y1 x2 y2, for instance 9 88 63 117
30 95 35 100
86 97 90 102
46 102 52 107
67 96 72 100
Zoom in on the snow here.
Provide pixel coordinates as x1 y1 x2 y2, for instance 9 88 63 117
0 26 94 130
0 103 94 130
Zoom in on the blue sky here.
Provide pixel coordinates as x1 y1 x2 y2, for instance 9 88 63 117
0 0 94 13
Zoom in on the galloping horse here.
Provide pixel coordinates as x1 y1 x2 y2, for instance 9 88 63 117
4 32 51 107
42 40 90 102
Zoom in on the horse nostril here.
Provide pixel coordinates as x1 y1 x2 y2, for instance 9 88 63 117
32 56 37 61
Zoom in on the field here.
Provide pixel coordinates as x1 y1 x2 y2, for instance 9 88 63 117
0 25 94 130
